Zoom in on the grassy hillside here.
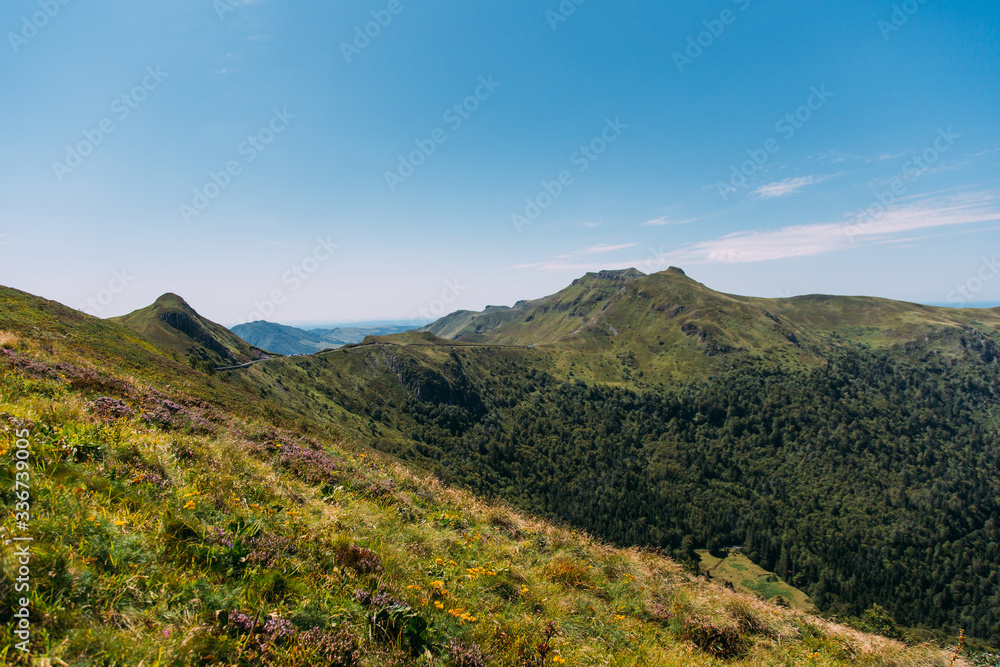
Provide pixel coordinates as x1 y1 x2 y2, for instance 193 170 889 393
215 269 1000 645
0 288 968 666
238 335 1000 643
113 294 274 369
697 550 818 615
0 288 305 426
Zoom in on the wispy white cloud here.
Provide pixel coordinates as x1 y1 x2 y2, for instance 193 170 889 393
917 147 1000 177
509 191 1000 272
844 190 1000 238
586 242 639 254
678 223 845 263
814 150 864 165
554 242 639 259
670 191 1000 264
581 221 603 228
511 242 639 270
641 216 699 227
752 174 833 199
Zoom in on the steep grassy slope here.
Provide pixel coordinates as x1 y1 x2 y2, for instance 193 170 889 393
0 288 314 429
114 294 274 368
0 287 966 665
231 332 1000 641
220 270 1000 645
697 550 819 615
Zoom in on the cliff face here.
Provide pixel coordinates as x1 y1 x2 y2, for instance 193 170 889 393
158 309 232 359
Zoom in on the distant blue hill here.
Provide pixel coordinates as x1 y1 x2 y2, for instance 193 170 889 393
925 302 1000 309
230 320 422 356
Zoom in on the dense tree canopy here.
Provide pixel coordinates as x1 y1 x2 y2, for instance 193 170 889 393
369 348 1000 641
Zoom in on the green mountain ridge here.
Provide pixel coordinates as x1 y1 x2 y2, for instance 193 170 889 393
2 282 970 666
8 270 1000 650
217 268 999 643
423 267 999 381
424 268 653 345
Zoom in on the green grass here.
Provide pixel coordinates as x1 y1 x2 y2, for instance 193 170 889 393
0 289 966 666
697 551 818 614
35 270 998 646
0 352 956 666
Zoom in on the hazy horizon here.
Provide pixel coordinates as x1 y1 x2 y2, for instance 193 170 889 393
84 267 1000 332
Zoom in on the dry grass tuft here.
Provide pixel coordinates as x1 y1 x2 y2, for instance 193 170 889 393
544 555 593 588
484 505 524 538
0 330 17 349
680 611 746 659
724 594 783 639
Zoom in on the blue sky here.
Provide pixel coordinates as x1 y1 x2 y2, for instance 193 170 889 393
1 0 998 325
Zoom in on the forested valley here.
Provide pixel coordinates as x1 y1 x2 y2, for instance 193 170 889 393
354 346 1000 641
